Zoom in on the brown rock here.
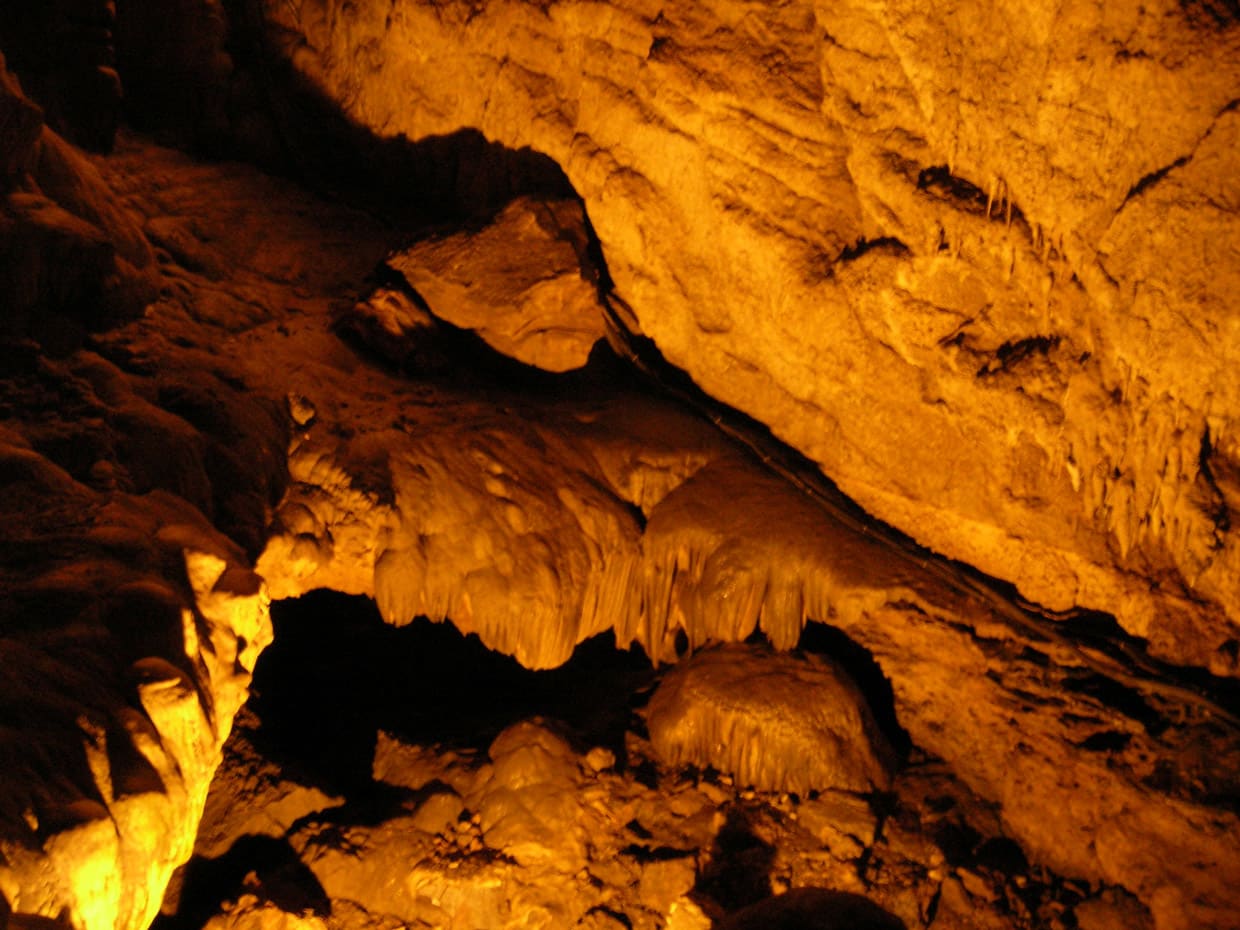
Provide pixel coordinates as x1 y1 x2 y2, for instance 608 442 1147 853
256 0 1240 674
647 644 897 794
385 196 607 372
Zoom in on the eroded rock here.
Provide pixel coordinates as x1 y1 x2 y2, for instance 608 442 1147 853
646 644 897 794
1 53 1238 930
383 195 608 372
254 0 1240 674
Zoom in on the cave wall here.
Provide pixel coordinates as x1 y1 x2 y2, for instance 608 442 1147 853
255 0 1240 671
2 3 1240 930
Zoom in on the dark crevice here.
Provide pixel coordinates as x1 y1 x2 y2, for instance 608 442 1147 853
1196 426 1232 540
155 836 331 930
1122 156 1191 207
1078 730 1133 752
251 591 656 795
976 335 1060 378
798 622 911 762
836 236 909 264
620 843 696 863
1179 0 1240 29
1062 672 1167 736
694 808 777 911
915 165 1026 226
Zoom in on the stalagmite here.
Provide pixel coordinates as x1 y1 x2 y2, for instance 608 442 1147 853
646 644 896 794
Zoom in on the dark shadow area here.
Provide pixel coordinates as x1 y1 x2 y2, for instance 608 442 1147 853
333 272 635 401
0 1 121 151
115 0 578 232
797 622 911 762
250 591 655 794
693 808 777 912
715 888 906 930
153 835 330 930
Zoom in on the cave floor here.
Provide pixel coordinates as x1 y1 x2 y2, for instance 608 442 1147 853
157 596 1100 930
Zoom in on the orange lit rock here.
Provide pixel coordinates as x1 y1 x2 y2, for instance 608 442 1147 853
384 196 608 372
1 39 1238 929
646 644 896 794
0 478 270 930
257 0 1240 673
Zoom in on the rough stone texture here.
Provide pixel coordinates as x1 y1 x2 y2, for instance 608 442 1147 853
0 57 155 342
256 305 1240 929
256 0 1240 672
646 644 896 793
1 13 1239 927
385 195 608 372
181 701 1085 930
0 439 271 930
0 139 381 930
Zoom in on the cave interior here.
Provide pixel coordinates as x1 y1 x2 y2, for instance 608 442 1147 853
2 3 1240 930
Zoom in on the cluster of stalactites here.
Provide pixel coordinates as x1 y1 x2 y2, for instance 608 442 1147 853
261 389 939 673
358 454 927 670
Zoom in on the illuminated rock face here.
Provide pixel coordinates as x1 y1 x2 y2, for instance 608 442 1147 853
646 644 897 794
256 0 1240 672
0 5 1239 930
385 195 609 372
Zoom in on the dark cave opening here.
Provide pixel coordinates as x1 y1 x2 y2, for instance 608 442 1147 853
154 591 931 929
798 621 912 763
248 590 658 795
247 593 912 799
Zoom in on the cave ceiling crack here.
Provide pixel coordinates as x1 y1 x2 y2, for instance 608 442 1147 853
1115 96 1240 213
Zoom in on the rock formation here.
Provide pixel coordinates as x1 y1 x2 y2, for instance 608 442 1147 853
256 0 1240 673
646 644 896 794
383 195 609 372
1 2 1239 930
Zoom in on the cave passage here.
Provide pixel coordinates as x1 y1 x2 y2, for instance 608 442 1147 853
158 592 1091 930
249 591 659 792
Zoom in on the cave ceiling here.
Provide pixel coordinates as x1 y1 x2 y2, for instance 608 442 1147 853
1 2 1239 930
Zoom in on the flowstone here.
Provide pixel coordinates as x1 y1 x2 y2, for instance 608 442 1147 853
646 644 897 794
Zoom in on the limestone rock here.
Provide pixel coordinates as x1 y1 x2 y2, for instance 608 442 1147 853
647 644 897 794
475 720 595 868
2 64 1238 930
0 57 154 340
0 477 270 930
384 196 608 372
256 0 1240 673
